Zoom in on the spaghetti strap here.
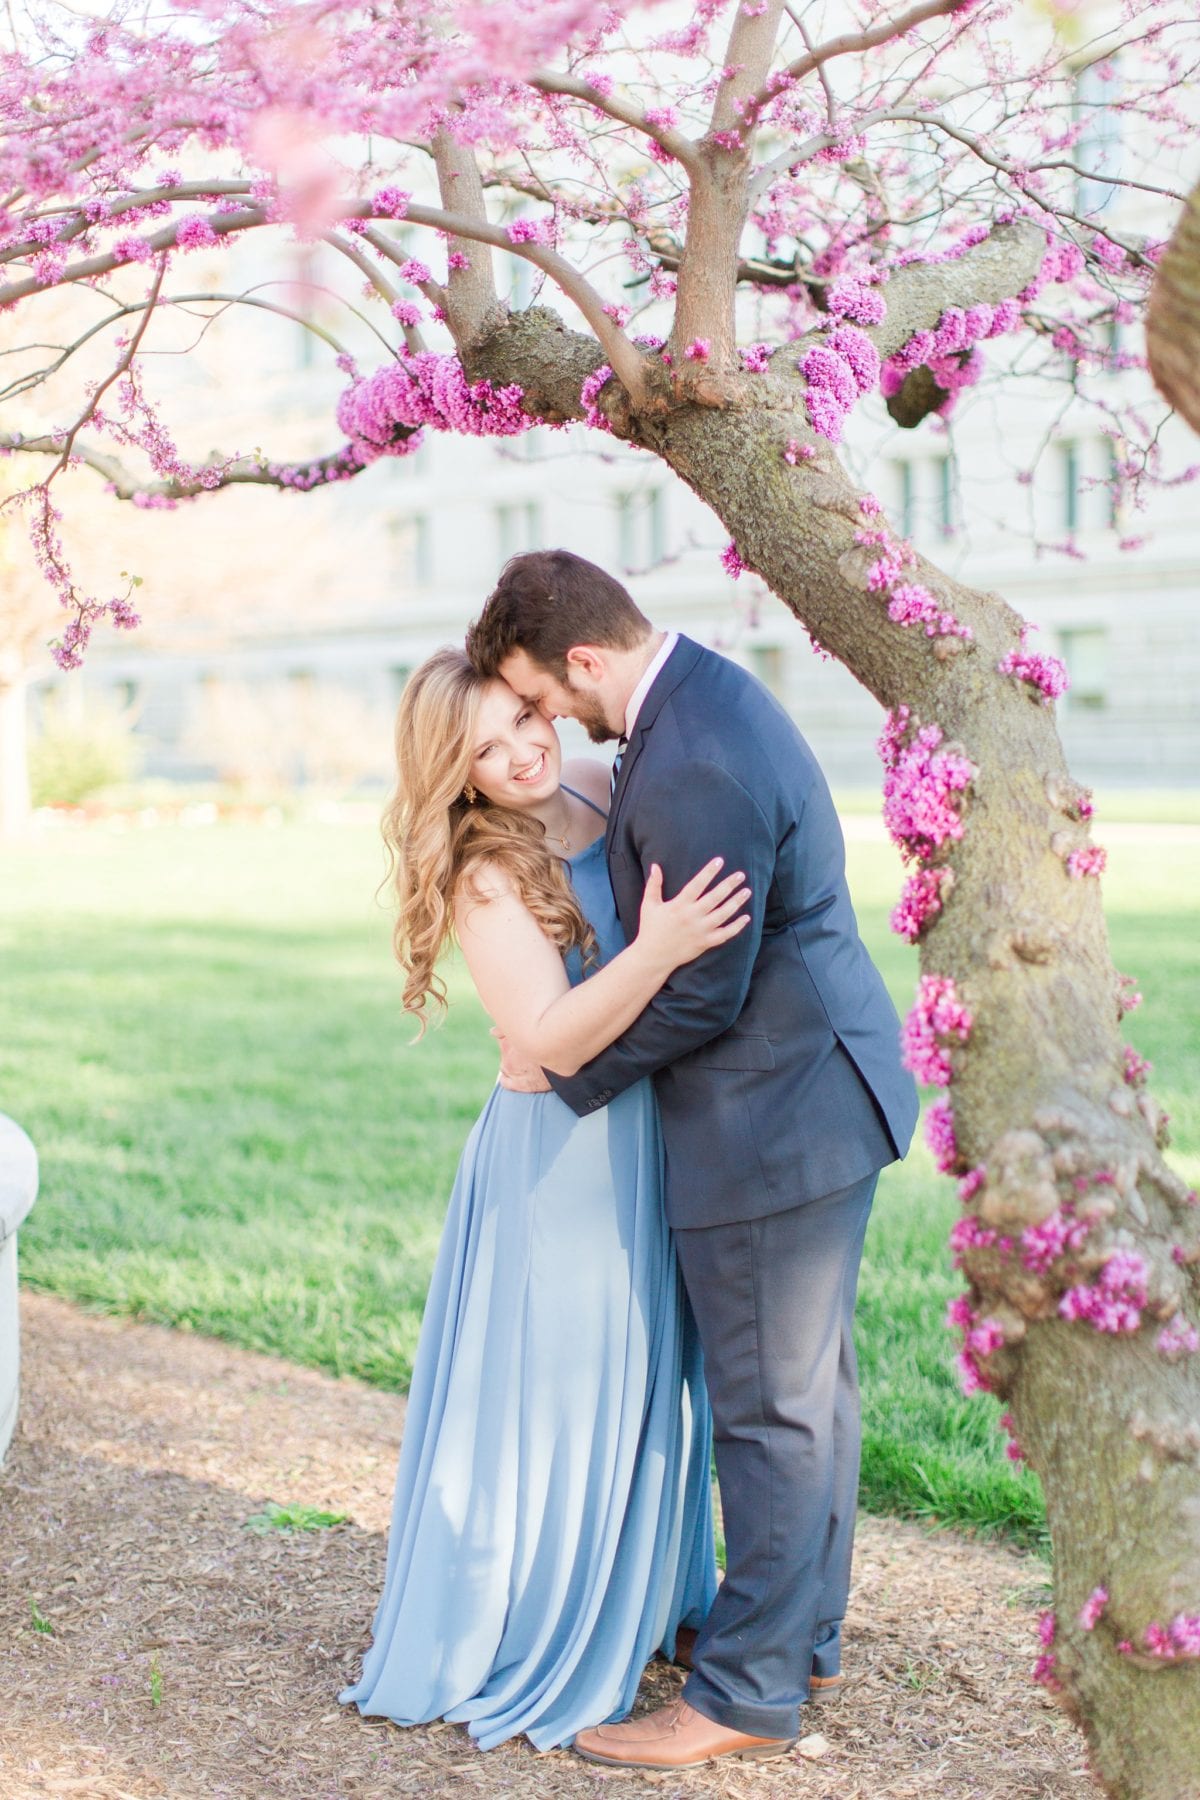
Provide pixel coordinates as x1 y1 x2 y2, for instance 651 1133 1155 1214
561 782 609 821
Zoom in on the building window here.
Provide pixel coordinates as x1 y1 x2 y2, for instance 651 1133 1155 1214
1073 57 1122 217
1059 441 1080 534
893 460 916 540
496 501 542 560
1058 627 1108 711
616 488 666 569
390 512 433 586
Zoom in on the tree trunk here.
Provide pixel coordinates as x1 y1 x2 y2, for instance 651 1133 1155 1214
0 674 32 839
653 402 1200 1799
1147 175 1200 436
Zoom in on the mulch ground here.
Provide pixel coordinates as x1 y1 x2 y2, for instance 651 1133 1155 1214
0 1294 1099 1800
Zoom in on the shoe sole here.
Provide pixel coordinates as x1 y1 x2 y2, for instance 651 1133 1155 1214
808 1677 845 1700
574 1740 797 1771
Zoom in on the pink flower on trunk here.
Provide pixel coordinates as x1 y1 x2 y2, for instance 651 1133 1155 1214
1156 1318 1200 1359
998 646 1069 701
890 866 951 943
1079 1587 1108 1631
924 1096 958 1172
1059 1249 1148 1335
878 708 974 864
901 975 972 1087
1067 845 1107 879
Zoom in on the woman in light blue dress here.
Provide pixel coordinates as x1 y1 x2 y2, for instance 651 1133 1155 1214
340 649 749 1752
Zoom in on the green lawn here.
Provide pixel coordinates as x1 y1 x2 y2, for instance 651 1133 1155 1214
2 813 1197 1550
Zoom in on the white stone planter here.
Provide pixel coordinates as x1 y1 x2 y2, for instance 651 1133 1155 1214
0 1114 38 1465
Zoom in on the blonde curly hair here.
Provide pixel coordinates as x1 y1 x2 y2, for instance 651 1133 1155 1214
382 647 596 1029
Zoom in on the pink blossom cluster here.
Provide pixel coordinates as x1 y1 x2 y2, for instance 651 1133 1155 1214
924 1095 958 1173
740 342 772 373
684 338 710 362
174 214 219 251
958 1166 986 1203
998 644 1069 702
901 974 972 1087
580 364 614 430
1123 1044 1152 1087
799 326 878 443
946 1294 1004 1395
825 275 887 326
998 1411 1027 1464
1033 1610 1059 1689
720 541 746 580
336 352 533 461
1156 1317 1200 1359
1066 845 1107 879
1079 1587 1108 1632
1058 1249 1148 1334
886 581 972 640
372 186 409 218
1116 972 1143 1016
890 866 952 943
1140 1615 1200 1660
506 216 554 246
879 300 1019 414
877 708 974 864
1019 1204 1092 1276
949 1213 997 1267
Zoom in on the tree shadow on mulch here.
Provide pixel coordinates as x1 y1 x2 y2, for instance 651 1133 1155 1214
0 1295 1095 1800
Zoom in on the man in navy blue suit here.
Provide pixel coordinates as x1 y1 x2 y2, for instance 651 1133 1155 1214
467 550 918 1772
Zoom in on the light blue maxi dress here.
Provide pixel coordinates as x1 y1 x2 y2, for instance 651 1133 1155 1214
340 824 718 1751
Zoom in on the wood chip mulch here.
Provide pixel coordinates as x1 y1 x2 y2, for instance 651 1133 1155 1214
0 1294 1099 1800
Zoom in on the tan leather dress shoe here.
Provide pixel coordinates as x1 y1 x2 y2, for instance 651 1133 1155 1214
665 1626 845 1698
573 1698 796 1770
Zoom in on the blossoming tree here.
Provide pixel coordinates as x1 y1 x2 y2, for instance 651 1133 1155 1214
2 1 1199 1790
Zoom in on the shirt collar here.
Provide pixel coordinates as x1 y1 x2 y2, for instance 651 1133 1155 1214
624 631 678 738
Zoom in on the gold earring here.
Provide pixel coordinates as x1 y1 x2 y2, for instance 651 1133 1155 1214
464 781 477 805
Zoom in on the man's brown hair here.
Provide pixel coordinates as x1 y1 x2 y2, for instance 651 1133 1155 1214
466 550 652 679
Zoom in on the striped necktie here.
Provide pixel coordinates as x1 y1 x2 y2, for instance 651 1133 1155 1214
610 734 629 797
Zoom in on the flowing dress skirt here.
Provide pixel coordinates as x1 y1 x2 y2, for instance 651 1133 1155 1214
340 1079 717 1750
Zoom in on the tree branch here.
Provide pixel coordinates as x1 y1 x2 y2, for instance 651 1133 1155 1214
0 206 270 307
371 199 648 406
0 431 390 499
0 180 254 266
753 0 972 115
871 216 1047 362
0 288 359 408
431 130 505 349
528 71 701 176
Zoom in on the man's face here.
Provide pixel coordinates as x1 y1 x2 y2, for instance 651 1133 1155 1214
498 647 623 745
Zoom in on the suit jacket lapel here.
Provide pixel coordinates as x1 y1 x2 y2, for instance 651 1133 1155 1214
605 635 703 850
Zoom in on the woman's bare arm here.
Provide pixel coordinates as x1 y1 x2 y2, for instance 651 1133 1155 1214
453 860 749 1078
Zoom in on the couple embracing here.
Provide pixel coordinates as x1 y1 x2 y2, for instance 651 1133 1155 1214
340 549 918 1771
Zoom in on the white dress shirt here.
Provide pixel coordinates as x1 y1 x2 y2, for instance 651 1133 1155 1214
624 631 679 738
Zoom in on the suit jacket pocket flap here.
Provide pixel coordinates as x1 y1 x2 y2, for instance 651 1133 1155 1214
684 1033 776 1072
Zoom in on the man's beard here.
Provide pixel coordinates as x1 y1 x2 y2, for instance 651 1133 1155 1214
570 689 620 744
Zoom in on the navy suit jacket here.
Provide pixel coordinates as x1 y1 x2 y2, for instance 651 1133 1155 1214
549 637 919 1229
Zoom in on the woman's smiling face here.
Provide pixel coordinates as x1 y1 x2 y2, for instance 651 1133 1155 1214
468 679 563 811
